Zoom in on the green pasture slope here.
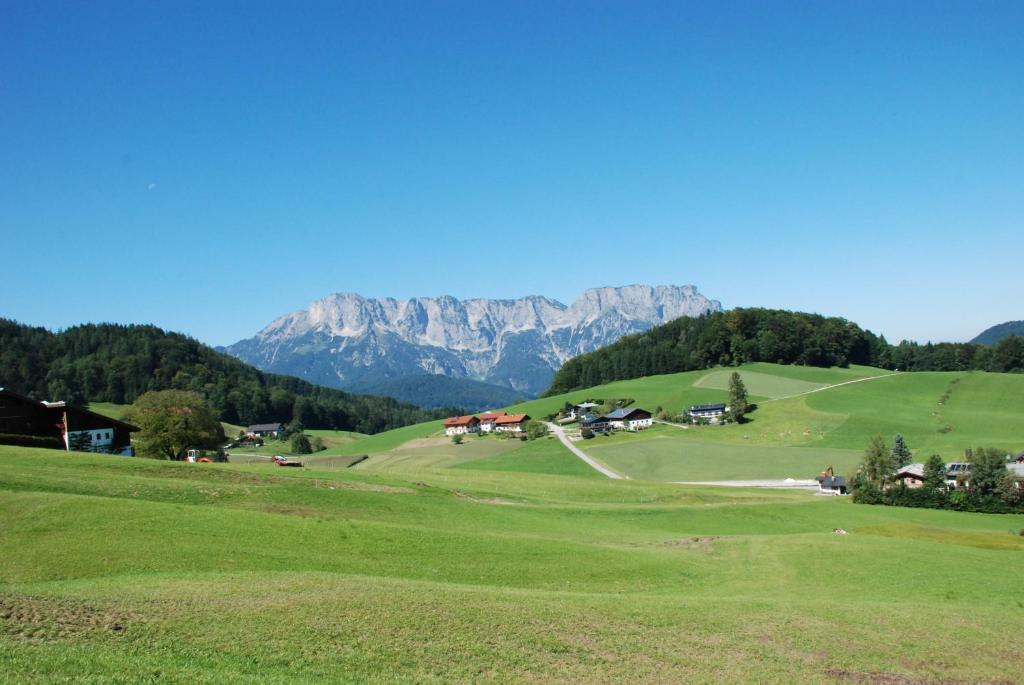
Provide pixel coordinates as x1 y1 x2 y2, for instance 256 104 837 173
340 363 1024 482
1 446 1023 683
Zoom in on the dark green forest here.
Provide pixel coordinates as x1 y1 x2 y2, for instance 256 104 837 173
0 319 455 433
544 308 1024 396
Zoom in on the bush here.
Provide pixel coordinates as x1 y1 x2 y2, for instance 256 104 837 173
0 433 65 450
580 428 594 439
451 434 463 445
290 432 313 454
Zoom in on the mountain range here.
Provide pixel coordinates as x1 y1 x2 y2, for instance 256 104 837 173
225 285 722 407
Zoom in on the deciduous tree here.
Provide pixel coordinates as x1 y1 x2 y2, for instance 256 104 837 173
128 390 225 460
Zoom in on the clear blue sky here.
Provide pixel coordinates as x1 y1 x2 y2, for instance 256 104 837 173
2 1 1021 347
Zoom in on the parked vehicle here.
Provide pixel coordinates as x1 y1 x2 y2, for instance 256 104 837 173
272 455 303 468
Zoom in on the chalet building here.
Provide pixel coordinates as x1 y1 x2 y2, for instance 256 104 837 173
247 423 284 438
566 402 600 420
494 414 530 433
478 413 504 433
894 463 926 488
896 461 1024 491
0 388 138 455
688 403 728 423
443 415 480 436
580 413 611 433
602 407 653 431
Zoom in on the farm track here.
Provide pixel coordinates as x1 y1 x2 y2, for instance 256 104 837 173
760 371 900 402
545 422 628 480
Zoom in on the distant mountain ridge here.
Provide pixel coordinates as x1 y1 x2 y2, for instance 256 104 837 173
225 285 722 402
971 321 1024 345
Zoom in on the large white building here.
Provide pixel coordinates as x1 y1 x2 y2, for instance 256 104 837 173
443 415 480 436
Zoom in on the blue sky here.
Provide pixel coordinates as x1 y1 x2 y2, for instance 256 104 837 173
2 1 1021 346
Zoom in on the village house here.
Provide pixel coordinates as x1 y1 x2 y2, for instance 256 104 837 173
0 388 138 455
895 461 1023 491
443 415 480 436
580 413 611 433
566 402 600 420
894 463 926 488
602 407 653 431
688 403 728 423
247 423 285 438
493 414 530 433
478 412 504 432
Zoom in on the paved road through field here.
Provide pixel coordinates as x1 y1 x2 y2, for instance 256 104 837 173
545 422 628 480
674 479 819 489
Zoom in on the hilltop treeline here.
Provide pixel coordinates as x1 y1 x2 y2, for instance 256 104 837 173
544 309 1024 395
0 319 455 433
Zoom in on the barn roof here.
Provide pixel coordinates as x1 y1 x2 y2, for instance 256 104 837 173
495 414 529 425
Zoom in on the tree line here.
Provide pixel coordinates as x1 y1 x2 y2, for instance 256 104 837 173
0 319 457 433
544 309 1024 395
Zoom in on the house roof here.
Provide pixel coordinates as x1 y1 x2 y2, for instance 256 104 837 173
1 388 139 432
443 415 479 427
817 475 847 488
248 423 284 432
603 407 651 420
479 413 504 421
895 463 925 478
495 414 529 425
689 403 727 412
574 402 600 409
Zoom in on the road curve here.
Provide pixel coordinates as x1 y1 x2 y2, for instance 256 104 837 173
545 422 628 480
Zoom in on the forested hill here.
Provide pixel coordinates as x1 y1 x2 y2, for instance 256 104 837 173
971 320 1024 346
0 319 456 434
543 308 1024 396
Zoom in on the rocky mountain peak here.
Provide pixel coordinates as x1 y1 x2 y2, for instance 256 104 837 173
227 284 721 399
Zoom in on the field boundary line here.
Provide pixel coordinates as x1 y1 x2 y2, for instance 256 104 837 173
545 422 628 480
761 372 899 403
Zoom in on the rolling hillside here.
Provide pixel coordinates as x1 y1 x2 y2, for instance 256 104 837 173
329 363 1024 482
2 445 1022 682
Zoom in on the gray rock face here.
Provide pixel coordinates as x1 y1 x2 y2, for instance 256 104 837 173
226 285 721 397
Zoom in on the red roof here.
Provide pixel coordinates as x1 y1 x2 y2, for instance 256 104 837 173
495 413 529 425
479 412 504 421
443 415 479 427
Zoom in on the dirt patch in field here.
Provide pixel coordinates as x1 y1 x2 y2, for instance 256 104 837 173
665 536 718 553
824 668 1013 685
327 480 414 494
396 437 449 451
0 594 135 641
452 490 524 506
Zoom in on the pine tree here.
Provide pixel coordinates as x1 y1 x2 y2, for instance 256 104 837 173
728 372 749 422
890 434 912 469
922 454 948 493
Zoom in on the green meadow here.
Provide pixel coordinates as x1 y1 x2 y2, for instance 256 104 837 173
328 364 1024 483
1 446 1022 683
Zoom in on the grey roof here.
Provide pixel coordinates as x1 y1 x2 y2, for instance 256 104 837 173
248 423 284 432
689 403 726 412
574 402 600 409
603 407 650 420
817 475 847 488
895 463 925 478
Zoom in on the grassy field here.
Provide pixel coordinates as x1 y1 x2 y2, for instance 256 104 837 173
586 430 862 481
89 364 1024 484
1 446 1022 682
